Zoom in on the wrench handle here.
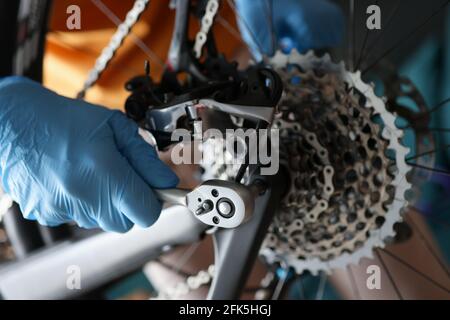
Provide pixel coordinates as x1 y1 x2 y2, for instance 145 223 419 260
154 188 189 207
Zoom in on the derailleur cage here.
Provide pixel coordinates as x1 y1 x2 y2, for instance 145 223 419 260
125 66 283 150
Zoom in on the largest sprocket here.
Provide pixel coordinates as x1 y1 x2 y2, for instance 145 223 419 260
202 50 412 275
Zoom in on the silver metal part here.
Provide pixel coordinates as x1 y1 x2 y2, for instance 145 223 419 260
154 188 188 207
148 102 192 131
155 179 254 229
186 180 253 228
217 200 233 217
199 99 275 123
148 99 275 132
0 206 206 299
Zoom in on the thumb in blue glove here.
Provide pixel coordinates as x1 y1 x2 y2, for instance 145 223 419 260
0 76 179 233
235 0 344 59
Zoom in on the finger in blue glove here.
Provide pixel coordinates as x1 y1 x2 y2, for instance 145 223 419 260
0 76 178 232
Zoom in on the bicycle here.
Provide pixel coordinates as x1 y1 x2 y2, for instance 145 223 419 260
0 0 449 300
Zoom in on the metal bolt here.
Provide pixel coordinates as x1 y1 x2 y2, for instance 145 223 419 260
216 198 235 218
218 201 232 216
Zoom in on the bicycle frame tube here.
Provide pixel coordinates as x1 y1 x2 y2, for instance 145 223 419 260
166 0 189 72
166 0 206 80
208 171 286 299
0 206 207 299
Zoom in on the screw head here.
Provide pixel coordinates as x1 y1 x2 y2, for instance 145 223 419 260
216 198 235 218
218 201 232 216
202 201 212 211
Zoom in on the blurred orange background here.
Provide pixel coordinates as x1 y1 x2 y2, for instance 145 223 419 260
44 0 242 109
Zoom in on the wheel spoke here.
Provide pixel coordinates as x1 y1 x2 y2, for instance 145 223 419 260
406 162 450 177
271 268 290 300
408 216 450 278
380 248 450 294
362 0 449 75
357 0 401 69
216 14 242 41
315 272 327 300
347 265 361 299
226 0 265 58
170 242 201 280
154 258 194 278
355 0 379 69
264 0 277 56
426 96 450 115
375 250 404 299
406 145 450 161
297 275 306 300
91 0 164 68
348 0 355 71
401 97 450 129
403 127 450 132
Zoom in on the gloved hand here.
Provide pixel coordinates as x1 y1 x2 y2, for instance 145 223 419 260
235 0 344 59
0 76 179 233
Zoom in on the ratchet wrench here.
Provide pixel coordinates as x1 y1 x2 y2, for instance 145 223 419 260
155 180 254 228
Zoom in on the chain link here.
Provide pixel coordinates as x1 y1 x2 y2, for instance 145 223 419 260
193 0 220 59
76 0 151 99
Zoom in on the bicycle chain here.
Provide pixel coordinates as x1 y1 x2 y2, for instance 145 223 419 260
76 0 151 99
193 0 220 59
265 70 391 261
273 121 335 224
153 264 215 299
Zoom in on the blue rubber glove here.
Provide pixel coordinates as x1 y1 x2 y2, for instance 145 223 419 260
0 76 179 233
235 0 344 59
